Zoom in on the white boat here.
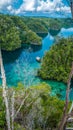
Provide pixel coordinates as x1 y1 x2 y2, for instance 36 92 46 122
36 57 41 62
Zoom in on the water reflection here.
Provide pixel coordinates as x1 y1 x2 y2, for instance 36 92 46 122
37 33 48 38
22 44 42 52
49 29 61 36
2 49 22 64
2 44 42 64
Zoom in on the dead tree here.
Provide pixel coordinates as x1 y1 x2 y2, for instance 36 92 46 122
58 62 73 130
0 48 11 130
0 48 33 130
66 0 73 18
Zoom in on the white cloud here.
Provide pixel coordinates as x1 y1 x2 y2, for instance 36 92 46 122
7 5 12 11
12 0 70 15
14 0 36 14
0 0 12 9
7 5 15 13
22 0 35 11
37 0 70 13
0 0 71 17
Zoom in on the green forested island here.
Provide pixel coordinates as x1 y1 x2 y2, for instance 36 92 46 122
38 37 73 83
0 14 73 51
0 14 42 51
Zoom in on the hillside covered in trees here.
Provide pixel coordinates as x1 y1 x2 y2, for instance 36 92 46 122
0 14 73 51
38 37 73 83
0 14 42 51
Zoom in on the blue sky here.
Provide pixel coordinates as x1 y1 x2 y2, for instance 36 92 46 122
0 0 71 17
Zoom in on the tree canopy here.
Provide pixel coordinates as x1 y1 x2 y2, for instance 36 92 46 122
0 14 42 51
0 14 73 51
38 37 73 83
0 15 21 51
0 83 64 130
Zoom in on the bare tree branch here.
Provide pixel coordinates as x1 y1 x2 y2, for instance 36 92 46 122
14 93 29 118
65 0 73 18
11 91 15 130
58 62 73 130
0 48 11 130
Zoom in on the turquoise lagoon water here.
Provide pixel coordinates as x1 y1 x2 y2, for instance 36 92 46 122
1 28 73 99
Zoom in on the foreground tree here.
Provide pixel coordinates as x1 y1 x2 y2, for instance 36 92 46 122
0 48 11 130
58 62 73 130
0 47 33 130
66 0 73 18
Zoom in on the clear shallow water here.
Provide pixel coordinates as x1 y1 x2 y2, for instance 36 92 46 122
58 28 73 38
2 33 54 86
1 28 73 99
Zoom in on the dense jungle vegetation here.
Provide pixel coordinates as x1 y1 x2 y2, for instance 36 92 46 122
0 14 73 51
38 37 73 83
0 83 65 130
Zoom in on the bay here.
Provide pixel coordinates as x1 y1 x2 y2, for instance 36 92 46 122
1 27 73 99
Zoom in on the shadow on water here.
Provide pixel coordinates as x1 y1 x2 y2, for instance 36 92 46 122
2 49 22 64
37 33 48 38
21 43 42 52
2 44 42 64
49 29 61 36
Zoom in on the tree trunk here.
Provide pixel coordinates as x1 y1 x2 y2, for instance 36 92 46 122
11 91 15 130
0 48 11 130
71 1 73 19
58 63 73 130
